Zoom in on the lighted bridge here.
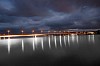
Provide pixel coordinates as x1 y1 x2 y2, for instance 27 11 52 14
0 34 47 38
0 32 96 39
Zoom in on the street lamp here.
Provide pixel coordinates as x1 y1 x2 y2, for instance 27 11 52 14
48 31 50 34
32 30 34 34
54 31 56 32
7 30 10 35
59 31 61 33
41 30 43 33
21 30 24 34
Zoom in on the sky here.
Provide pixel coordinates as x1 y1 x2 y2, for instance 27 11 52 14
0 0 100 33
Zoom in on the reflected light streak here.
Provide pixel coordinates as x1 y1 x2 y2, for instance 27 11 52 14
71 35 75 43
33 37 35 51
92 35 95 43
68 35 70 47
41 38 44 50
22 39 24 52
8 37 11 54
76 35 79 45
54 36 57 48
48 36 51 49
88 35 95 43
88 35 91 43
52 35 54 41
64 36 66 46
35 35 37 48
59 35 62 47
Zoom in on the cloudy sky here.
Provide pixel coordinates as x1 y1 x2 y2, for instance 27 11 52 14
0 0 100 33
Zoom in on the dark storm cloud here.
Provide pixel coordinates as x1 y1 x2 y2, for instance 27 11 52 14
0 0 100 32
9 0 51 16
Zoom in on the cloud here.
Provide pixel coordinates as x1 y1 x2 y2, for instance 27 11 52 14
0 0 100 33
43 7 100 29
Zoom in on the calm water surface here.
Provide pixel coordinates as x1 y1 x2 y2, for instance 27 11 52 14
0 35 100 66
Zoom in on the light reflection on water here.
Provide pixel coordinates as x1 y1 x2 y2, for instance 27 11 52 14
21 39 24 52
0 35 97 53
54 36 57 48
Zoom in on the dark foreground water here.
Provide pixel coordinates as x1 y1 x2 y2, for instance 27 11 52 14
0 35 100 66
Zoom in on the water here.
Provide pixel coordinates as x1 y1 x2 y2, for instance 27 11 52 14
0 35 100 66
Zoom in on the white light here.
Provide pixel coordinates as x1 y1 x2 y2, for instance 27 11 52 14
0 39 20 46
76 35 79 45
54 36 57 48
32 37 35 51
68 35 70 47
52 35 54 41
48 36 51 49
71 35 75 43
88 35 91 42
59 35 62 47
41 38 44 50
88 35 95 44
64 36 66 46
22 39 24 52
8 37 11 54
35 35 37 48
92 35 95 43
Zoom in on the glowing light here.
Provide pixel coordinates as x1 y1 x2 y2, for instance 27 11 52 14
64 36 66 46
21 39 24 52
87 32 95 35
32 30 34 33
7 30 10 35
41 38 44 50
35 35 37 48
52 35 54 41
88 35 95 44
76 35 79 44
68 35 70 47
59 35 62 47
71 34 75 43
8 37 11 54
48 31 50 33
54 36 57 48
64 31 66 32
92 35 95 43
41 30 43 33
48 36 51 49
32 37 35 51
54 31 57 32
21 30 24 34
88 35 91 42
